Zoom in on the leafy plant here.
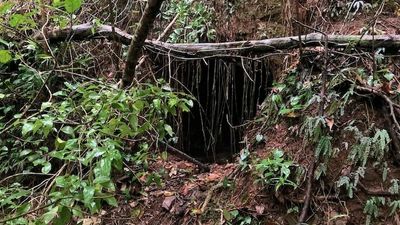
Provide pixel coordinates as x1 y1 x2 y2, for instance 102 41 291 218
345 126 390 167
255 149 297 191
164 0 216 43
223 209 257 225
364 197 385 225
0 80 193 224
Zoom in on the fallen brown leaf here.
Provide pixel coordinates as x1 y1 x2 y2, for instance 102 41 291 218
255 205 265 215
162 196 176 211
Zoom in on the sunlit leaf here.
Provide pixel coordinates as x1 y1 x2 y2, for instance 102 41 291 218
64 0 82 13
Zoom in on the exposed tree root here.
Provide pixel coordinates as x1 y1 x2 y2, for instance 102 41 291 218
298 161 316 224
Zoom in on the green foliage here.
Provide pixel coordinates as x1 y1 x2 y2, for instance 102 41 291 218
300 116 325 143
239 147 251 171
64 0 82 13
364 197 385 225
336 167 365 198
223 209 257 225
0 49 12 64
260 70 314 125
0 80 192 223
164 0 216 43
345 125 390 167
255 149 297 191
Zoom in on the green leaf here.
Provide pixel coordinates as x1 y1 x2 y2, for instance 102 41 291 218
43 206 59 224
20 149 32 156
42 116 54 137
55 137 66 150
42 162 52 174
9 14 25 27
32 119 43 134
22 122 34 136
164 124 174 136
64 0 82 13
153 99 161 109
230 210 239 218
61 126 74 136
83 186 95 206
384 72 394 81
223 209 232 221
16 203 31 215
0 2 14 15
0 50 12 64
53 206 72 225
40 102 52 111
161 151 168 161
104 196 118 207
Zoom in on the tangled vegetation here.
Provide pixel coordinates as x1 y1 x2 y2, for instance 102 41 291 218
1 0 400 224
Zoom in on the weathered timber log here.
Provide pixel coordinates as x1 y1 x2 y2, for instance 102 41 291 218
38 23 400 57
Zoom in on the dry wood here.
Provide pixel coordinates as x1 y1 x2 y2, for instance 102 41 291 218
38 23 400 58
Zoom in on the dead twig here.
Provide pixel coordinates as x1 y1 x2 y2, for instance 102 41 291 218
354 85 400 132
161 141 210 172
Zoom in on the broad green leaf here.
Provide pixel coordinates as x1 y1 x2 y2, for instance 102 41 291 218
0 50 12 64
64 0 82 13
61 126 74 136
119 123 132 137
43 206 59 224
153 99 161 109
168 98 178 107
53 206 72 225
104 196 118 207
20 149 32 156
164 124 174 136
223 210 232 221
32 119 43 134
40 102 52 111
384 72 394 81
83 185 95 206
22 122 34 136
42 116 54 137
16 203 31 215
55 137 66 150
0 2 14 15
42 162 52 174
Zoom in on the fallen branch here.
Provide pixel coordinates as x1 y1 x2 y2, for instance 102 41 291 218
359 182 400 197
37 23 400 58
161 141 210 172
200 182 223 214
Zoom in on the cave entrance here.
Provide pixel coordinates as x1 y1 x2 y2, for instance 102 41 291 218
156 57 272 163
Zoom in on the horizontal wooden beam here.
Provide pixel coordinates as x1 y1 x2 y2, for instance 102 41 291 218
37 23 400 57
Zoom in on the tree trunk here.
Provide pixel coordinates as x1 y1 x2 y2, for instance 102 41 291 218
122 0 164 87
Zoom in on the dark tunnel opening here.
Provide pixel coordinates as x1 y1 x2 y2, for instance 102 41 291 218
154 57 273 163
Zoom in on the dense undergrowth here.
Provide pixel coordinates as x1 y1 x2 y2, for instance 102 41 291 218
251 53 400 224
1 0 400 224
0 65 193 224
0 1 197 223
